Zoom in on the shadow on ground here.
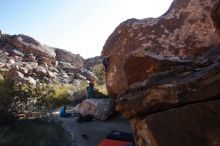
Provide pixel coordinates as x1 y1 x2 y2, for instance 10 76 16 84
59 113 133 146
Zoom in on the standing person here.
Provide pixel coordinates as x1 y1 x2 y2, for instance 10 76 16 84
102 56 109 72
87 80 95 98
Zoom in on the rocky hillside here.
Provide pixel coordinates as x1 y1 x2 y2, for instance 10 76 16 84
0 32 97 84
83 56 103 70
102 0 220 145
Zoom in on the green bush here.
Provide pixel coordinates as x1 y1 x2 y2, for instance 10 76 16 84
52 84 72 107
94 83 108 97
0 75 56 124
91 64 110 98
0 69 109 124
0 74 17 124
92 64 105 85
0 75 90 124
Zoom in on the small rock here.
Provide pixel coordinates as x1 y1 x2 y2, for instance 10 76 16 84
8 69 24 80
23 76 36 85
33 66 47 77
19 66 29 74
8 57 15 64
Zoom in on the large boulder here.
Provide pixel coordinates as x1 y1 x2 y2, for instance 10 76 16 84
36 56 53 66
58 61 79 73
118 52 220 118
131 99 220 146
78 98 115 121
6 34 56 59
102 0 220 146
102 0 220 97
79 68 98 81
55 48 83 68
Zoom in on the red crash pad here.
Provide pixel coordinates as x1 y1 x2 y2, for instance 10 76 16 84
98 138 130 146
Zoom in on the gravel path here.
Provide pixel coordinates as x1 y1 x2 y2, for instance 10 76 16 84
58 113 133 146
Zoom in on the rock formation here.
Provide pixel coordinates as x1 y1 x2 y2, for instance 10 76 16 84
6 34 56 58
0 33 97 84
77 98 115 121
102 0 220 97
102 0 220 145
83 56 103 70
55 48 83 68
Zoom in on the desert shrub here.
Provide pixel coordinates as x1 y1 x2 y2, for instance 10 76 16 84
94 83 108 97
0 74 17 124
0 75 56 124
52 84 73 107
40 83 87 107
78 80 88 89
28 83 55 111
92 64 105 85
65 81 88 106
91 64 110 97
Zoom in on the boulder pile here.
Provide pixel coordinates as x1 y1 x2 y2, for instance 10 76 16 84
0 33 97 84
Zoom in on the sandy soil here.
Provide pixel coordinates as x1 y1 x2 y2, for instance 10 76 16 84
58 113 133 146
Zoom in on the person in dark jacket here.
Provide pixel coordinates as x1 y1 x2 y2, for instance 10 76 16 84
87 80 95 98
102 56 109 71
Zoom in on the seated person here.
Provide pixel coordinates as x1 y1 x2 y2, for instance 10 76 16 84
60 106 71 117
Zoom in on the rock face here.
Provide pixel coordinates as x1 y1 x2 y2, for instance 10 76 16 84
102 0 220 97
7 34 56 58
102 0 220 145
83 56 103 70
79 68 98 81
131 99 220 146
55 48 83 68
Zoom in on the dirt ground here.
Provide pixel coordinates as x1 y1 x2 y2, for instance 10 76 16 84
58 113 133 146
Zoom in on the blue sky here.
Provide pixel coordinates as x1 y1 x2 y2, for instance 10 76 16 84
0 0 173 58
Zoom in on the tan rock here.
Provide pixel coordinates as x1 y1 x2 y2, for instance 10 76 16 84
7 34 56 58
55 49 83 68
78 98 115 121
33 66 47 77
8 57 15 64
23 77 36 85
37 56 53 67
19 66 29 74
